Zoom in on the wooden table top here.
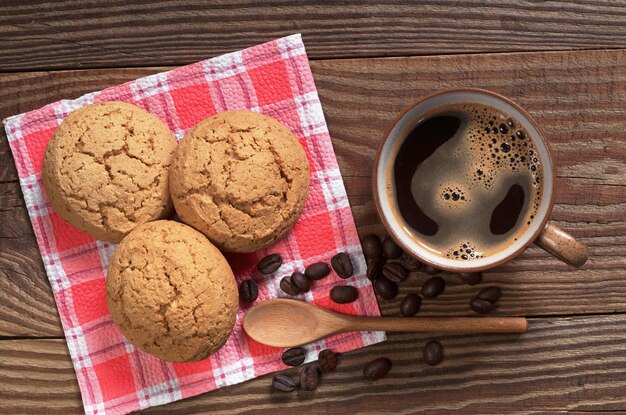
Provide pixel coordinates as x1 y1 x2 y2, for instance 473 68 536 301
1 2 625 414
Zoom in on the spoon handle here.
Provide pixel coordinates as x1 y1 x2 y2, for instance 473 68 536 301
345 316 528 334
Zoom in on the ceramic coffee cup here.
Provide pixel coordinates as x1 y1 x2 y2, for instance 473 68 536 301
373 88 588 272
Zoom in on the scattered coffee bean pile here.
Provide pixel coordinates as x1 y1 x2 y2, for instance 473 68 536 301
360 233 503 369
252 252 362 304
240 251 362 304
273 348 338 392
273 348 394 393
240 234 504 392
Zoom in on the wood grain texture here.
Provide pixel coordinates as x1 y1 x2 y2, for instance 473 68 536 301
1 1 626 71
1 49 624 337
1 315 626 414
1 4 625 412
0 339 82 413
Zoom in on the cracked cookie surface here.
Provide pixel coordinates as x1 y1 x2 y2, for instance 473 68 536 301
106 220 238 362
169 110 310 253
42 102 177 242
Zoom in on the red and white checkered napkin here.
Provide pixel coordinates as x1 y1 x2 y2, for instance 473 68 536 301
3 34 386 414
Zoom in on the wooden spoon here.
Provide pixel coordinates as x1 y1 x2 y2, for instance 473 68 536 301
243 298 528 348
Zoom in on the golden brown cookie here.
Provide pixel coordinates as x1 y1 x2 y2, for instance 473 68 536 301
169 110 310 253
42 101 177 242
106 220 239 362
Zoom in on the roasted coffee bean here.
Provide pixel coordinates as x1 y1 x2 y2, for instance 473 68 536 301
258 254 282 274
239 279 258 302
423 341 443 366
291 271 311 292
280 276 300 296
400 253 421 272
272 374 297 392
282 347 306 367
470 298 494 314
374 276 399 300
300 366 320 391
382 262 407 283
366 257 384 281
361 234 382 259
331 252 353 279
458 271 483 286
400 293 421 316
477 286 501 303
382 237 403 259
423 264 441 275
363 357 392 380
330 285 358 304
421 276 445 299
305 262 331 280
318 349 338 373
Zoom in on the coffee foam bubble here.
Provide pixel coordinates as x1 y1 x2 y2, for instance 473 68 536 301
410 103 543 261
440 184 468 205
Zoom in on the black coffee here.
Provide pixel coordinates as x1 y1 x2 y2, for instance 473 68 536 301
393 103 543 261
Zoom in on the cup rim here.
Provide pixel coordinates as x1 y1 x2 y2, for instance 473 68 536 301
372 87 557 272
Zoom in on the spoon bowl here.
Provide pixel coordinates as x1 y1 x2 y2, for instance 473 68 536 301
243 298 528 348
243 298 347 347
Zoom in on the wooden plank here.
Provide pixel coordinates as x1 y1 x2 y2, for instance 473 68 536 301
1 315 626 414
0 49 625 337
0 339 82 413
1 1 626 71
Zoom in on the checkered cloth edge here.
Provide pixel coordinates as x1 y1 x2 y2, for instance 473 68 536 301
3 34 386 415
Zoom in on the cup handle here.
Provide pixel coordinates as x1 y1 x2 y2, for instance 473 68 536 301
535 221 588 268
